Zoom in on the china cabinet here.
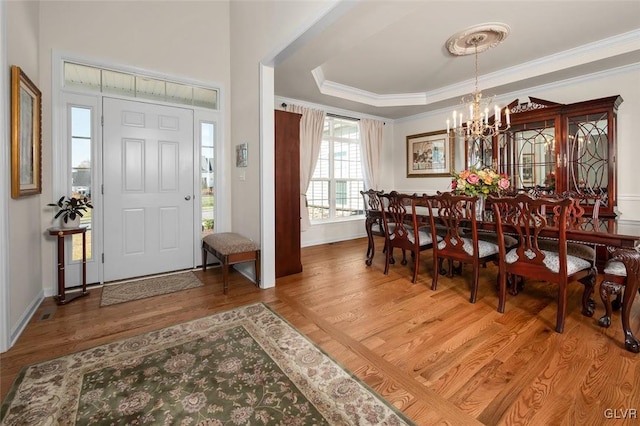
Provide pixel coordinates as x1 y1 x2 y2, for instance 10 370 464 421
466 95 622 217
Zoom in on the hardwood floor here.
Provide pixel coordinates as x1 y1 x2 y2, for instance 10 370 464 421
1 237 639 425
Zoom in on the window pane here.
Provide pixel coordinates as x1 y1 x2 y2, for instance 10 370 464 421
166 81 193 105
70 106 93 261
64 62 101 91
312 141 330 179
306 180 329 220
102 69 135 97
136 76 166 101
194 87 218 109
335 181 364 217
201 122 215 235
334 120 358 139
334 140 362 179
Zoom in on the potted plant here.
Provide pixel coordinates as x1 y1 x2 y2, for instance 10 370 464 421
48 195 93 228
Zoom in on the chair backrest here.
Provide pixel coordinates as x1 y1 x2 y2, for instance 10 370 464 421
360 189 383 213
378 191 419 250
548 192 585 230
522 185 555 197
432 192 480 259
413 193 436 231
541 190 604 230
489 193 571 277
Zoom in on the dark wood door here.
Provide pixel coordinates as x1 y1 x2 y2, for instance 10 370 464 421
275 110 302 277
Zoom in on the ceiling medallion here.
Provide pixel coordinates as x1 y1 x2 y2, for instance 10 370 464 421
445 23 511 142
446 23 511 56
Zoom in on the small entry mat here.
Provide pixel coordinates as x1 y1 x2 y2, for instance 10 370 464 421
100 271 204 307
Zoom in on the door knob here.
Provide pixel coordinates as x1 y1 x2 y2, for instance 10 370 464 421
185 195 191 201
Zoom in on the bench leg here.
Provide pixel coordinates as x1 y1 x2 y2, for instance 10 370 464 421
223 255 229 295
255 250 261 288
202 246 208 271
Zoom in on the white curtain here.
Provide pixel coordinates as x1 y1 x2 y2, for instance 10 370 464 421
285 104 326 231
360 118 384 190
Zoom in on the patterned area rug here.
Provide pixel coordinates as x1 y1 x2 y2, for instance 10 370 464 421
100 271 204 307
0 303 414 425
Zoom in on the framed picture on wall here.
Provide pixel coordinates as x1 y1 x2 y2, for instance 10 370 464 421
11 65 42 198
406 130 454 177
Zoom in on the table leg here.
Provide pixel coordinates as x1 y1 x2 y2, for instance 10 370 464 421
610 247 640 353
81 231 88 295
56 232 65 303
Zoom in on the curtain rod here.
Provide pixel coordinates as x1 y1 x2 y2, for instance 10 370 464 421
281 102 384 124
281 102 358 121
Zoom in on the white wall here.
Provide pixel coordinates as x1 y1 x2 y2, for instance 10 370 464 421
5 0 43 347
393 65 640 219
229 0 340 286
37 0 232 294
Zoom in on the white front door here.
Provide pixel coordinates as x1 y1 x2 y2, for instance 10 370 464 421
103 98 194 282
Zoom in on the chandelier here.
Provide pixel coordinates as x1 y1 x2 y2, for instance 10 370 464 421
445 24 511 140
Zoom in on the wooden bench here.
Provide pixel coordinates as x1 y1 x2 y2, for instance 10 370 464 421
202 232 260 294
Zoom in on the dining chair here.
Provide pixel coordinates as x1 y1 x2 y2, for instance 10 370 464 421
543 192 599 250
509 191 600 300
489 193 597 333
378 191 436 283
360 189 385 266
429 192 500 303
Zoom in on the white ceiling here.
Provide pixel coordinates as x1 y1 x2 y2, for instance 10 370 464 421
274 1 640 120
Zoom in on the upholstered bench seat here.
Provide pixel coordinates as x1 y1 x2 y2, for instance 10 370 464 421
202 232 260 294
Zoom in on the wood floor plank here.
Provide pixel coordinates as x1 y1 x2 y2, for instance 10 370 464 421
1 237 639 425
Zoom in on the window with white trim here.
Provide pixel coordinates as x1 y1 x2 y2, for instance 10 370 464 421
306 116 364 222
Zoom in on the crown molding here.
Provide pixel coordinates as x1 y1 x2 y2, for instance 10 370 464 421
393 61 640 124
312 29 640 108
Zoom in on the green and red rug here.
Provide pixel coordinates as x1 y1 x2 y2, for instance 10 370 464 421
1 303 414 425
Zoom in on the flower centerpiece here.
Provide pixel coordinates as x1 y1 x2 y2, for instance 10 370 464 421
451 167 510 220
451 167 510 196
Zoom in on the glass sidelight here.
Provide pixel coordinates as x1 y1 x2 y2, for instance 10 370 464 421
70 106 93 261
201 121 215 235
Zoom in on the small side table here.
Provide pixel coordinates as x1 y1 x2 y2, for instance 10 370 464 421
48 227 90 305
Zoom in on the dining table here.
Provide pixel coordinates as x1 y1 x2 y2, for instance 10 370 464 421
365 203 640 353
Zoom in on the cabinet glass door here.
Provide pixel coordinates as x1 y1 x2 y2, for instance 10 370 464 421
567 112 610 208
466 136 493 170
499 120 556 190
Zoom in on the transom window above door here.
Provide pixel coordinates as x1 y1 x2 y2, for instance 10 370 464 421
63 61 218 110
